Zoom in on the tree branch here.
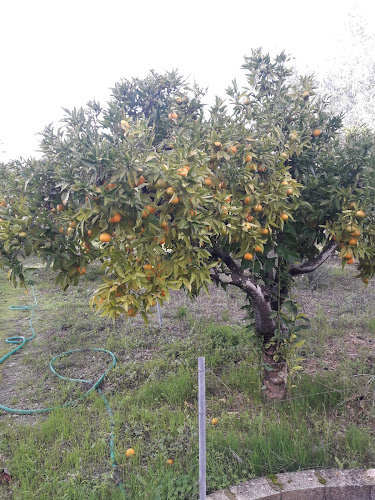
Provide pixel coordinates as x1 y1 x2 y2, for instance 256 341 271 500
208 247 241 274
289 239 338 276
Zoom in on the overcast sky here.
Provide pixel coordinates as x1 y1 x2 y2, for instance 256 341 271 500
1 0 374 162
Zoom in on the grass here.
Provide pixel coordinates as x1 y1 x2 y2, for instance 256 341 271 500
0 258 375 499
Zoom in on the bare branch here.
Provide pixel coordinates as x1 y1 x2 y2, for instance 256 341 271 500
289 239 338 276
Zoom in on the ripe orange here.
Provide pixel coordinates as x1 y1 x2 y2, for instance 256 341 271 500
280 214 289 221
214 141 222 149
254 245 262 253
87 230 93 237
177 165 190 177
355 210 365 219
244 154 252 163
67 227 74 235
244 253 253 261
160 221 168 228
161 290 166 296
351 230 360 237
167 459 174 465
204 178 213 187
244 197 250 205
0 201 6 207
258 163 266 173
100 233 111 242
168 112 178 120
313 129 321 137
59 228 64 234
225 196 232 202
281 181 289 186
159 237 165 244
286 188 293 195
229 145 237 154
77 267 86 275
109 212 122 223
254 204 262 212
218 182 226 190
105 183 117 190
363 278 369 284
126 448 135 457
137 175 146 186
144 263 153 271
349 202 356 209
128 308 137 317
344 253 352 260
346 257 355 264
146 205 156 215
56 204 64 211
348 238 357 245
211 418 219 425
245 214 254 222
259 228 269 236
170 196 180 204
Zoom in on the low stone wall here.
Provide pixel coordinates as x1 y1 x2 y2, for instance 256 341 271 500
208 468 375 499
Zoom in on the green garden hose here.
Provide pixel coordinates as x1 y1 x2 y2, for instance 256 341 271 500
0 285 125 495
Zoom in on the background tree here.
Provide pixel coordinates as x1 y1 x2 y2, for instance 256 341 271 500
1 50 374 399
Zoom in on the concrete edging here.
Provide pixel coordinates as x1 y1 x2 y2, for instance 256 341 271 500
207 468 375 499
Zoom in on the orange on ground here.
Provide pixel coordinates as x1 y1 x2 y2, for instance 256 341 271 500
126 448 135 457
167 459 174 465
211 418 219 425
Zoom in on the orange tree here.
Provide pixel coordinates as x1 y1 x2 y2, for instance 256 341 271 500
1 50 374 398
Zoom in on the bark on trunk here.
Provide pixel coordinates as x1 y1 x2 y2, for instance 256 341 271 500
262 346 288 400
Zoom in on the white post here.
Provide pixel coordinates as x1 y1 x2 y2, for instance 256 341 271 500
198 357 206 500
156 301 163 328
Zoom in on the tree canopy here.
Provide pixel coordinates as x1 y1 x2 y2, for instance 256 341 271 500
0 49 374 360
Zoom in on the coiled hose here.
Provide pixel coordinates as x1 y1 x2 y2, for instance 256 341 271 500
0 285 125 495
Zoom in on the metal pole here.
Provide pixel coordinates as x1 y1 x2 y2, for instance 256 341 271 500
156 301 163 328
198 357 206 500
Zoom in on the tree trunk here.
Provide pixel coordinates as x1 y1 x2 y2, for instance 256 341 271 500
262 345 288 400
